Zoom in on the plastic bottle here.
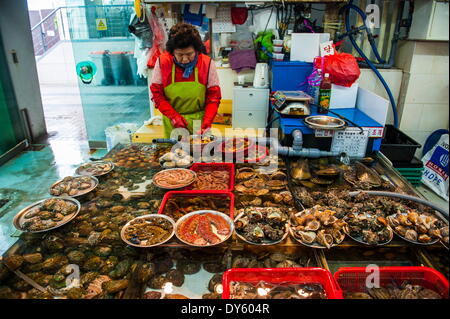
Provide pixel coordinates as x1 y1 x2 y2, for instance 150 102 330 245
309 68 322 105
318 73 332 114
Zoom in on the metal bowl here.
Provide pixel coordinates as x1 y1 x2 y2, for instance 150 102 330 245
387 213 440 246
289 210 346 249
234 211 289 246
13 197 81 233
49 175 99 198
343 213 394 246
75 161 114 177
152 168 197 190
175 210 234 247
120 214 176 248
304 115 346 130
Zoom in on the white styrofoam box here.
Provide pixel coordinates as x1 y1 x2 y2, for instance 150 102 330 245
330 83 359 109
290 33 330 63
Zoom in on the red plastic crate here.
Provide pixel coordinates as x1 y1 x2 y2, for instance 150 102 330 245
222 268 343 299
187 163 235 192
158 190 235 219
334 266 449 299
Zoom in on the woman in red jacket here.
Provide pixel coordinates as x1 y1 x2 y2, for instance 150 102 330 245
150 23 221 138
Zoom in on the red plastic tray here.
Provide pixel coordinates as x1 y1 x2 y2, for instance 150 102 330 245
187 163 235 192
222 268 343 299
334 266 449 299
158 190 235 219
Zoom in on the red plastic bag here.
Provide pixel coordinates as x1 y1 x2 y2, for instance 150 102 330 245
314 52 360 87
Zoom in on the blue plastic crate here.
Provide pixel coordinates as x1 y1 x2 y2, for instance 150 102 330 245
271 61 314 92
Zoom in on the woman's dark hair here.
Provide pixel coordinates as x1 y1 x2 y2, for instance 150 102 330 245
166 23 206 54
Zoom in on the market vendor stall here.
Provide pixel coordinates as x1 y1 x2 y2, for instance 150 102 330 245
0 141 448 300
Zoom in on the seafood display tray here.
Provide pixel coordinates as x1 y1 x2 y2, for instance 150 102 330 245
334 266 449 299
222 268 343 299
158 191 235 219
187 163 235 192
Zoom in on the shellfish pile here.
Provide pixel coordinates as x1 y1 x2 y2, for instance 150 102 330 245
234 207 290 244
229 281 327 299
235 167 289 196
161 195 231 221
344 213 393 245
50 176 96 197
122 215 174 247
159 149 193 168
76 161 113 176
387 211 446 244
104 144 169 169
290 206 347 248
345 284 442 299
19 198 78 232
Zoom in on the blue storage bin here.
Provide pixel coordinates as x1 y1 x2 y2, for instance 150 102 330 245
271 61 313 91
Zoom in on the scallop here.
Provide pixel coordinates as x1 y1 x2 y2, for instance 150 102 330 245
297 231 316 244
304 220 320 232
404 229 418 241
162 161 176 168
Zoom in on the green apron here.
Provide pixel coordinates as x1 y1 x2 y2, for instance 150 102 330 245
163 64 206 138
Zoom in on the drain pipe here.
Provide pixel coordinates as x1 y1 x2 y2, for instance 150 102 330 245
153 131 340 159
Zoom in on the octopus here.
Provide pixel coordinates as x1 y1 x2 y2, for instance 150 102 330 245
177 213 231 246
123 216 173 246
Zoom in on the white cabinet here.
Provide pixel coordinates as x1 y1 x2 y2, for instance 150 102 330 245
409 0 449 41
232 86 269 129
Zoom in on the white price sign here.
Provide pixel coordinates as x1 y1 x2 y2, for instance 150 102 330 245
331 127 370 158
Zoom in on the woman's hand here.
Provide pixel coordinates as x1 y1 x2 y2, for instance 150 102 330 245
171 114 189 128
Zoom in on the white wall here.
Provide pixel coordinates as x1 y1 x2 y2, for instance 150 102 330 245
0 0 47 140
396 40 449 155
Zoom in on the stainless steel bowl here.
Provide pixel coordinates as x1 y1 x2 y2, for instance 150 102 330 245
152 168 197 190
388 213 440 246
343 213 394 246
75 161 114 177
13 197 81 233
120 214 176 248
304 115 346 130
49 175 99 198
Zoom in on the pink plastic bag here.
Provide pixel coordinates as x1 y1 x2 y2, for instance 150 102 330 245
147 7 167 68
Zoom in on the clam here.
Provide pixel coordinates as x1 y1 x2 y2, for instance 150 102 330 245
299 180 318 188
404 229 418 241
252 226 265 238
316 230 334 248
310 177 334 185
304 220 321 232
315 167 340 177
297 231 316 244
418 234 432 243
291 159 311 181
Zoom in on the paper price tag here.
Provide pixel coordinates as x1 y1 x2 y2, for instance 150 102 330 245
315 129 334 138
320 41 335 57
331 128 370 158
366 127 384 138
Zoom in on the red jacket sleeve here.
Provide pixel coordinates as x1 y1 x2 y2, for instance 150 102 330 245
150 83 178 119
203 85 222 126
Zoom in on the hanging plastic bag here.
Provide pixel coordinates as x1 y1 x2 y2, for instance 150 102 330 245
105 123 140 151
147 7 167 68
421 134 449 201
314 51 360 87
129 13 153 49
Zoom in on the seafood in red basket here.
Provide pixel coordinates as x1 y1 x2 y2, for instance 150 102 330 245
191 170 230 190
177 212 232 246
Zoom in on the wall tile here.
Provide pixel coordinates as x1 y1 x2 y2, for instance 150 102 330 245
400 103 423 131
405 74 449 104
419 104 450 131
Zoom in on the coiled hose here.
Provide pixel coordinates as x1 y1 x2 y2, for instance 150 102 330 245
341 0 399 128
